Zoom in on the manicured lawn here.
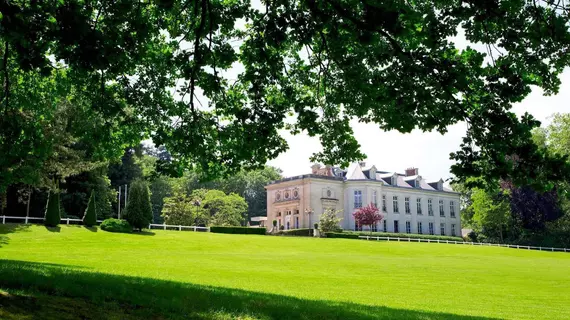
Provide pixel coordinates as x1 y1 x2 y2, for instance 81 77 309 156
1 225 569 319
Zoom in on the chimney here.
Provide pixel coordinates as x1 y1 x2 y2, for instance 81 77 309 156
358 161 366 167
311 163 321 174
405 167 418 176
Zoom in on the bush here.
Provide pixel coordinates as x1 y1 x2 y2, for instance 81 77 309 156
319 208 343 233
210 226 266 235
324 231 463 242
100 218 132 233
272 220 277 227
124 180 153 231
279 225 284 230
83 191 97 227
278 228 311 237
314 223 318 229
44 192 61 227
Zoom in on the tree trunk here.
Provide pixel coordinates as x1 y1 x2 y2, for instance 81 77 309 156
26 186 32 218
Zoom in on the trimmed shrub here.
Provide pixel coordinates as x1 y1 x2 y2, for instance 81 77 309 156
278 228 311 237
83 191 97 227
44 192 61 227
210 226 266 235
314 223 318 229
100 218 132 233
272 220 277 227
124 180 153 231
325 231 463 242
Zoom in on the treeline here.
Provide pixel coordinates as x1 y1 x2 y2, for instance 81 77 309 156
455 113 570 248
0 143 281 227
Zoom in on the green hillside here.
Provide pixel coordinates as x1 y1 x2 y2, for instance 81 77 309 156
1 225 569 319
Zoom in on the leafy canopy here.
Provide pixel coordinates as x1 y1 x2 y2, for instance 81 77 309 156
2 1 570 188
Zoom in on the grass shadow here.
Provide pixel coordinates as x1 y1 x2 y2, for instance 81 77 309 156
44 226 61 233
83 226 97 232
0 224 31 248
132 230 155 236
0 259 500 320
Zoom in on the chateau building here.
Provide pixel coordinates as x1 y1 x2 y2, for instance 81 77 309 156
265 162 461 236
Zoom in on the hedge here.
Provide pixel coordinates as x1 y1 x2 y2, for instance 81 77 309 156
100 218 132 233
210 226 266 235
325 231 463 242
278 228 311 237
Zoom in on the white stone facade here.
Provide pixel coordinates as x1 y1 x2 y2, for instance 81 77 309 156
265 163 461 237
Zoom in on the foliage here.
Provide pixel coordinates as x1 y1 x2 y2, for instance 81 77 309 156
272 220 277 227
352 204 383 232
4 1 570 188
314 223 319 229
319 209 343 233
277 229 311 237
161 189 208 226
202 190 248 227
209 226 266 235
470 188 512 243
100 218 132 234
150 176 173 224
44 192 60 227
4 225 569 320
324 232 463 242
62 170 114 220
124 180 152 231
82 191 97 227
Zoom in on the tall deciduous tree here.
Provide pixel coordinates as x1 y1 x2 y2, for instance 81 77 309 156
2 1 570 189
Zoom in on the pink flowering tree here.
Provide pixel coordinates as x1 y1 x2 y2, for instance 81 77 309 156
353 204 383 233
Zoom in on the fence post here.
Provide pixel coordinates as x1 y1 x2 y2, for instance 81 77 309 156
179 225 182 231
552 247 554 252
66 218 70 225
2 216 4 224
194 226 197 232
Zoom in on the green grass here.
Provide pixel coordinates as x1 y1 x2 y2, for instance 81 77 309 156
1 224 569 319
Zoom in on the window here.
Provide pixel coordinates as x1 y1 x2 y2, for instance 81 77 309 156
373 190 378 207
428 199 433 216
417 222 423 234
393 196 399 213
405 197 411 214
440 223 446 236
450 201 456 218
383 220 387 232
393 220 399 233
451 224 456 236
416 198 422 215
429 222 434 235
354 190 362 208
286 221 290 230
372 221 378 232
295 217 299 229
439 199 445 217
382 195 387 212
405 221 411 234
286 210 292 216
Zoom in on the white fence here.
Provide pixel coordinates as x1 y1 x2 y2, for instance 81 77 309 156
359 235 569 253
0 216 207 232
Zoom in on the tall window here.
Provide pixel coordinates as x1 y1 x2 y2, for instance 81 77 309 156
451 224 456 236
295 217 299 229
394 220 399 233
405 221 411 234
405 197 411 214
428 222 434 235
354 190 362 208
382 194 387 212
417 222 423 234
440 222 446 236
383 220 387 232
428 199 433 216
450 201 456 218
439 199 445 217
417 198 422 215
393 196 399 213
372 221 378 232
373 190 378 207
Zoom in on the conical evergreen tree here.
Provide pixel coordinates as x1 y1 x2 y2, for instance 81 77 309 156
83 191 97 227
124 180 152 231
44 192 61 227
